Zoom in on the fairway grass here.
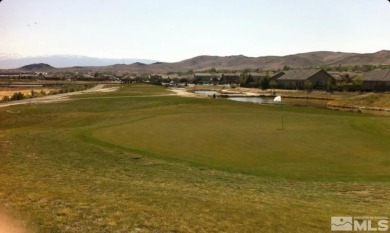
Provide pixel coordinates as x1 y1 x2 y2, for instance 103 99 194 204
1 84 390 232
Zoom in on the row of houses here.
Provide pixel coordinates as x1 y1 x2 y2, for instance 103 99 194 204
271 69 390 91
2 69 389 91
150 70 390 91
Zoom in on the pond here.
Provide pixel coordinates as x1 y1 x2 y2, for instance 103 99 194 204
228 97 329 108
227 97 390 116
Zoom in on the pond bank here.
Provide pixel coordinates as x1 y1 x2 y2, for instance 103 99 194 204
182 87 390 114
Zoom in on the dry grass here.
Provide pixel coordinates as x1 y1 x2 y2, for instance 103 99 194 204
329 93 390 110
0 88 55 99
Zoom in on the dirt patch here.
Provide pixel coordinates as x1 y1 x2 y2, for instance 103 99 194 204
0 207 26 233
170 88 203 98
92 86 119 93
0 84 115 108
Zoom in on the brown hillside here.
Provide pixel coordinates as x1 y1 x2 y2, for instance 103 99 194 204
330 50 390 66
2 50 389 73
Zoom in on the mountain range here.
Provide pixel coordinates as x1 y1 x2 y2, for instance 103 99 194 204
96 50 390 73
1 50 390 73
0 54 157 69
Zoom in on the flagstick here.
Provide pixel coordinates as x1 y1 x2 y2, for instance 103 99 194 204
281 103 285 130
282 114 284 130
273 96 284 130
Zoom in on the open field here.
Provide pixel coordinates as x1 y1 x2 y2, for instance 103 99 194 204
1 84 390 232
0 88 56 99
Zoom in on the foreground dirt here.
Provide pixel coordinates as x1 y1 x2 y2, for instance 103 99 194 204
0 85 117 108
0 207 26 233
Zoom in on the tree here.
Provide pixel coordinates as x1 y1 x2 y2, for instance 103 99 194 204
243 68 252 74
326 77 334 93
2 96 10 102
209 68 217 73
304 80 313 92
240 72 249 87
353 75 363 92
11 92 25 101
31 90 39 98
260 77 270 90
269 79 278 89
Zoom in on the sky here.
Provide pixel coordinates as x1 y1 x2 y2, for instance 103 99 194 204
0 0 389 62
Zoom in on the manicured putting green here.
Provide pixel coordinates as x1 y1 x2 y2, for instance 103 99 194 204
93 109 390 181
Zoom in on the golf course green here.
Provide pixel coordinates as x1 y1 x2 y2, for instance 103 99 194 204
0 84 389 232
90 89 390 181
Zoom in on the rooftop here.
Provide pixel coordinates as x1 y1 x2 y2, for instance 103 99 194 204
276 69 321 81
362 70 390 81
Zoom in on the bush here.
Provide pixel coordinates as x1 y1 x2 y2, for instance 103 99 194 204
2 96 10 102
30 90 40 98
260 77 270 90
57 84 94 94
10 92 25 101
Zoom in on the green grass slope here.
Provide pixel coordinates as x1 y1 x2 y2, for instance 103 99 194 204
0 84 389 232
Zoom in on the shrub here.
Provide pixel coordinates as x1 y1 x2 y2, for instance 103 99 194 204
260 77 270 90
2 96 10 102
10 92 25 101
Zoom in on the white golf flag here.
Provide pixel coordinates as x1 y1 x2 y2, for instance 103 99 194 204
273 96 282 102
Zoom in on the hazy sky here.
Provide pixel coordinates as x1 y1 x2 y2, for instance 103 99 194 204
0 0 389 62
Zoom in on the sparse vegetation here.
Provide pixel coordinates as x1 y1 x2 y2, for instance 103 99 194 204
1 96 10 102
10 92 25 101
260 76 270 90
56 84 95 94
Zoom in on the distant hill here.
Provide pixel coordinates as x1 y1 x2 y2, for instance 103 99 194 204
328 50 390 66
0 54 158 69
1 50 389 73
20 63 54 71
96 50 390 73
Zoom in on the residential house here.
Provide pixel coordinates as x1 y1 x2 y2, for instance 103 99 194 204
193 73 221 85
274 69 335 90
150 74 163 84
220 73 240 84
362 70 390 91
